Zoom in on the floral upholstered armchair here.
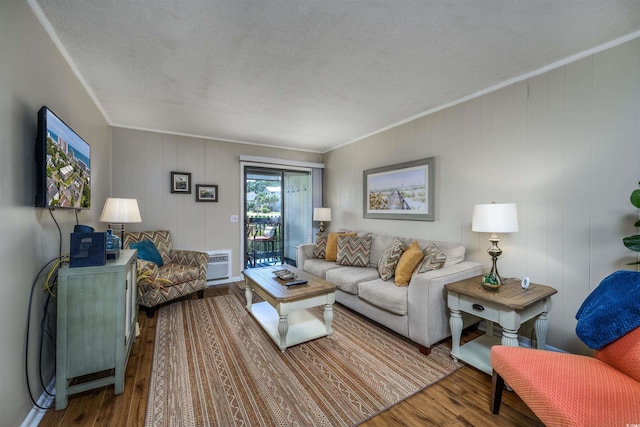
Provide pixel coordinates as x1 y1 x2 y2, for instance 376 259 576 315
123 230 207 317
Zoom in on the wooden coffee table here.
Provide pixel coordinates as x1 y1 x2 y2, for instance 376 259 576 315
241 265 336 352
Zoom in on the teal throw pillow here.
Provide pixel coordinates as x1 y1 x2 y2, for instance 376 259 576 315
130 239 163 266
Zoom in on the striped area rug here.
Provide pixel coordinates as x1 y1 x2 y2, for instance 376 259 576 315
145 294 460 426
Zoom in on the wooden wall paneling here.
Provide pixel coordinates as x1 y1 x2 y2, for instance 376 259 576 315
440 105 465 242
561 56 594 354
591 40 640 279
510 81 530 279
461 99 484 252
546 67 568 347
142 130 164 232
525 73 551 284
162 133 179 242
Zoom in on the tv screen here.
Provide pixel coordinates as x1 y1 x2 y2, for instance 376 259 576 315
35 106 91 209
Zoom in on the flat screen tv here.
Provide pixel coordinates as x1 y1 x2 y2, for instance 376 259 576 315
35 106 91 209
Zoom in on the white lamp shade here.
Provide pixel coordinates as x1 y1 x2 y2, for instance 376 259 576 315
472 203 518 233
99 198 142 223
313 207 332 222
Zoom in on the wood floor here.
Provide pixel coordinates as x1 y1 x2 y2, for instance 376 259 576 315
39 283 542 427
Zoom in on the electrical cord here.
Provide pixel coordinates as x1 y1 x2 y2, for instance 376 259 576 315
25 255 64 409
25 208 66 409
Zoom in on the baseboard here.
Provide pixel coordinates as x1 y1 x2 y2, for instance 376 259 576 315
21 377 55 427
206 275 243 286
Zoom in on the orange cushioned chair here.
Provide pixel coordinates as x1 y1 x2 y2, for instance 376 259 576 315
490 270 640 426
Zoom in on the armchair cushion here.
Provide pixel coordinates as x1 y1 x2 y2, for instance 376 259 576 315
491 345 640 426
130 239 163 266
158 263 201 286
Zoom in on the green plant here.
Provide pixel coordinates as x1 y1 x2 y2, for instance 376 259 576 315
622 182 640 264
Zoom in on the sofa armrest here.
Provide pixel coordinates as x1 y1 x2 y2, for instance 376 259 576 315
168 249 208 279
407 261 484 348
296 243 315 269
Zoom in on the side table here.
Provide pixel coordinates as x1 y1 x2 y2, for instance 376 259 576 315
444 275 557 375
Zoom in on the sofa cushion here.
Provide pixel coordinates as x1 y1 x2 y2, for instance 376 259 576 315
336 235 372 267
326 266 380 295
325 232 357 262
377 239 406 280
302 258 342 279
357 279 409 315
394 240 424 286
413 244 447 275
313 232 328 259
130 239 164 266
369 234 399 268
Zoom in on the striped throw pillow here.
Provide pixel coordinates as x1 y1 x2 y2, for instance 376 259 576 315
377 239 406 281
336 235 372 267
313 232 329 259
413 244 447 275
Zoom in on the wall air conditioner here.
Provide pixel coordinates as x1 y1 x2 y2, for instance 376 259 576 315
206 250 231 281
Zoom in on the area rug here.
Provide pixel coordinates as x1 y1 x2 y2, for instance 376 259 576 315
145 294 460 426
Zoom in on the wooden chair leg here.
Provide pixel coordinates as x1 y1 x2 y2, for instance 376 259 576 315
197 290 204 299
491 370 505 414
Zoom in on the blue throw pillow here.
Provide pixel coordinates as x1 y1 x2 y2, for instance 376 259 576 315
130 239 163 266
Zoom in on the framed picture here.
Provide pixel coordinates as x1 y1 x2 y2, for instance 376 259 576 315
363 157 434 221
170 171 191 194
196 184 218 202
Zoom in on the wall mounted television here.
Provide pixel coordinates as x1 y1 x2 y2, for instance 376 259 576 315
35 106 91 209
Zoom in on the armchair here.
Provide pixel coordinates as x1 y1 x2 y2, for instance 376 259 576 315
490 270 640 426
123 230 207 318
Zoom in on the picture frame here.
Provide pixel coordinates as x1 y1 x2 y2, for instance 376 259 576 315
170 171 191 194
363 157 434 221
196 184 218 202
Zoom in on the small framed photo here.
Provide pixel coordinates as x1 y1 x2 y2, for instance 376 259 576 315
171 171 191 194
196 184 218 202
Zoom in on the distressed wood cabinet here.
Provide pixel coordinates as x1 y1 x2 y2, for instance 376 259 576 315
55 249 137 410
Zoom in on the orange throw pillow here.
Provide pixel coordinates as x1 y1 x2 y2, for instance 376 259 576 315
394 241 424 286
325 232 356 262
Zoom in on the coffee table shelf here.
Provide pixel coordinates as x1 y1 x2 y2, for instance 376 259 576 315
242 265 336 352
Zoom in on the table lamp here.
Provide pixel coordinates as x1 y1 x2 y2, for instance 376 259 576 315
313 207 332 233
100 198 142 257
472 202 518 287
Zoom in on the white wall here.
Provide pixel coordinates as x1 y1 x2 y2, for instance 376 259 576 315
323 37 640 355
0 0 111 423
111 127 322 277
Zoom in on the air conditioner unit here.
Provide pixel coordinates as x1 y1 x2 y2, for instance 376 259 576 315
206 250 231 281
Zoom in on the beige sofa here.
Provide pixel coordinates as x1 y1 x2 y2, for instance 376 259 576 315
296 233 482 354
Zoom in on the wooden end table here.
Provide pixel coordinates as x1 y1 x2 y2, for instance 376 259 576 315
242 265 336 352
444 275 557 375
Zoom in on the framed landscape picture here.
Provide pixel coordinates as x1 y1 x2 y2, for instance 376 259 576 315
363 157 434 221
196 184 218 202
171 171 191 194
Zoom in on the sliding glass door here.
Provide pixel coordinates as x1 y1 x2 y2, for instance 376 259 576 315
244 166 311 268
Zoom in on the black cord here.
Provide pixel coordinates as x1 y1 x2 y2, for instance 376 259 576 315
25 256 62 410
24 209 65 409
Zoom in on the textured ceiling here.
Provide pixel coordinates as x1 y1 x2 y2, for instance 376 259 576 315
32 1 640 153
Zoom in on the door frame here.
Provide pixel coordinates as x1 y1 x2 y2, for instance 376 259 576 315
239 156 323 274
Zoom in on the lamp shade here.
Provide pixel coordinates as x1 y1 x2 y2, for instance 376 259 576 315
472 203 518 233
99 198 142 223
313 207 332 222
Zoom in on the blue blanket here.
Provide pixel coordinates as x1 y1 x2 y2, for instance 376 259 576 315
575 270 640 349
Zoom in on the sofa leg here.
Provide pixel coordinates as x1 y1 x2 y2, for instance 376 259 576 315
490 370 505 414
197 290 204 299
418 345 431 356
